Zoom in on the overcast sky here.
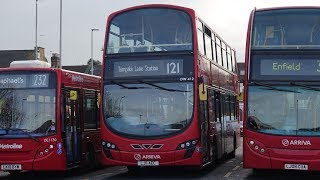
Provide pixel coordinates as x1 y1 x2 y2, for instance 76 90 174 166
1 0 320 66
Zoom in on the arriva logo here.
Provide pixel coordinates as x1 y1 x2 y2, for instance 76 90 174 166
282 139 311 146
142 155 161 160
0 143 23 149
133 154 161 160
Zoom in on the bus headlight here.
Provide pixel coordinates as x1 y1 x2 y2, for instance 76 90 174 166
246 138 268 156
101 140 118 150
101 140 119 159
176 139 198 150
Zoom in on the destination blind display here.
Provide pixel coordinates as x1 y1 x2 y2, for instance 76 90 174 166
260 59 320 76
114 59 183 77
0 74 50 88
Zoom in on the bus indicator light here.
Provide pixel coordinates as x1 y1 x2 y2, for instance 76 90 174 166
57 148 62 155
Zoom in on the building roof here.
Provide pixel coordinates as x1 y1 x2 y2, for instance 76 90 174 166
63 65 101 76
0 50 36 68
62 65 88 73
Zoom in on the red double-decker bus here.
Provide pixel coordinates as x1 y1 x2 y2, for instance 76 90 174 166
100 4 240 170
0 61 101 174
243 7 320 171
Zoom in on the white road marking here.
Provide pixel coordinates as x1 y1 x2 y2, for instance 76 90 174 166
224 172 232 178
93 173 114 179
232 165 240 171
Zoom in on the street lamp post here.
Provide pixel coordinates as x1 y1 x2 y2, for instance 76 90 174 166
91 28 99 75
59 0 62 68
35 0 38 60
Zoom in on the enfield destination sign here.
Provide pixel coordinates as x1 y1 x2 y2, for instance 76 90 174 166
113 60 184 77
260 59 320 76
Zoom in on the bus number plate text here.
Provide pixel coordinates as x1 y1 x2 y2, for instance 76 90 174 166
1 164 22 170
284 164 308 170
137 161 159 166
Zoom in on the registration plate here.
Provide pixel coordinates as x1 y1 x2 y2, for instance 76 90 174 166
1 164 22 170
284 164 308 170
137 161 159 166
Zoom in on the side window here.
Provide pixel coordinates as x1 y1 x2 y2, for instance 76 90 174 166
232 50 236 73
83 90 99 129
197 29 205 55
221 42 228 69
227 47 232 72
212 34 217 62
224 95 231 121
209 90 216 122
230 95 236 121
215 37 222 66
215 92 221 123
205 35 212 60
204 25 212 60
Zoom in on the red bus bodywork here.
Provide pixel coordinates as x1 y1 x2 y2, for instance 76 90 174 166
101 4 240 169
0 67 101 173
243 7 320 171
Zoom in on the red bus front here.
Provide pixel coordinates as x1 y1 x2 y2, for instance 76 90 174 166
0 69 66 173
100 5 206 168
244 7 320 171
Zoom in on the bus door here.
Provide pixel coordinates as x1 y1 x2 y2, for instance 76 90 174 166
63 89 81 165
208 89 218 162
199 84 210 163
215 92 226 158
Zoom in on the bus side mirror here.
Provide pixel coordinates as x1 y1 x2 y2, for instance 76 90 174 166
70 90 78 101
199 83 207 101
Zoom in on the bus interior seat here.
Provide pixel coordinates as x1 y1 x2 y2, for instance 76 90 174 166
118 47 132 53
310 28 320 45
135 46 148 52
263 26 285 46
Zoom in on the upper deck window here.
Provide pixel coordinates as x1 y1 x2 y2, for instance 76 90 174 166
107 8 193 54
252 9 320 49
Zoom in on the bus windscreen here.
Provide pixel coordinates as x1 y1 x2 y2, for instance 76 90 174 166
252 8 320 49
0 72 56 137
106 8 192 54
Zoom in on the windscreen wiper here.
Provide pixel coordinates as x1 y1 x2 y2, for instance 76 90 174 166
0 129 7 136
8 128 40 142
249 82 299 93
138 80 190 92
110 80 145 89
290 82 320 92
298 126 320 130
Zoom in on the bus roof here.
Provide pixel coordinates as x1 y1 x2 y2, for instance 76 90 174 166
254 6 320 12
